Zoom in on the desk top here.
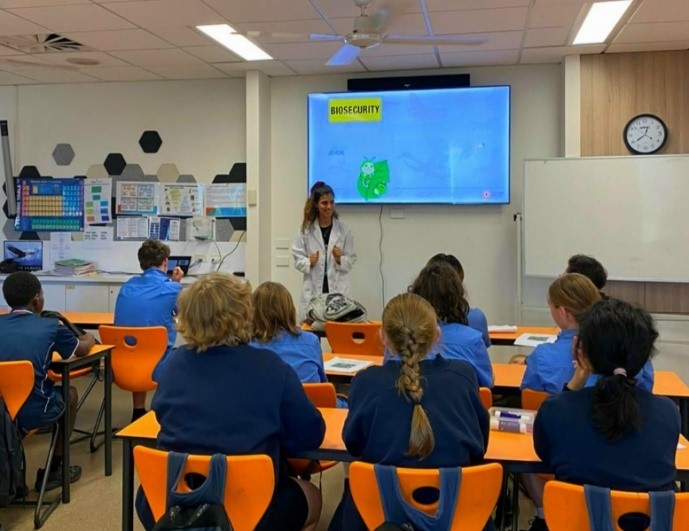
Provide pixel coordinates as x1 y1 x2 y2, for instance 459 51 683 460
62 311 114 327
489 326 559 344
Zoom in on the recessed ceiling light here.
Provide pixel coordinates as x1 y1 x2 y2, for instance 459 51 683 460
573 1 632 45
196 24 272 61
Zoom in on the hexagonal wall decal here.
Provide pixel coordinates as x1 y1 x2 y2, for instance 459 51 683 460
157 163 179 183
177 174 197 183
19 166 40 178
86 164 108 179
104 153 126 175
120 164 144 180
52 143 75 166
139 131 162 153
215 219 234 242
212 173 230 184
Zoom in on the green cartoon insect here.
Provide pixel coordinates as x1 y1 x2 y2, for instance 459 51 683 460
357 157 390 200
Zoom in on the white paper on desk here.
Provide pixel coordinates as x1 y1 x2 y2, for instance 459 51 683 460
324 357 372 374
488 325 518 332
514 333 557 348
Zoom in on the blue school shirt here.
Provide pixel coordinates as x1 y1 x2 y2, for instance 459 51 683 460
521 328 576 395
433 322 494 388
585 360 654 392
467 307 491 348
250 330 326 384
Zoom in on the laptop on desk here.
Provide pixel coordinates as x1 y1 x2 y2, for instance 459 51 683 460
167 255 192 277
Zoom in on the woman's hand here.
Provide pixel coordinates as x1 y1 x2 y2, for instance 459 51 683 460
309 251 319 267
332 245 342 264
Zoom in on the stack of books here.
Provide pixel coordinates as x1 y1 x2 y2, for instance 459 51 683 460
53 258 96 276
489 407 536 434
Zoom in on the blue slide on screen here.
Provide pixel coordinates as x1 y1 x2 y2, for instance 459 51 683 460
307 85 510 205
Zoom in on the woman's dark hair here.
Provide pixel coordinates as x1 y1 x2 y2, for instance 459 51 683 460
410 261 469 325
300 181 338 233
427 253 464 281
576 298 658 440
566 254 607 290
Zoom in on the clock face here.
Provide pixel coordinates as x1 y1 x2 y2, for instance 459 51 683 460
623 114 668 154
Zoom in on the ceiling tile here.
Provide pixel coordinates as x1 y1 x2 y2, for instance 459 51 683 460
0 0 90 6
430 7 529 33
330 13 428 36
110 48 204 67
0 66 100 83
631 0 689 23
8 5 135 32
283 58 365 75
146 26 210 47
144 64 228 79
27 51 129 67
103 0 225 29
524 27 569 47
364 43 440 57
65 29 173 51
615 21 689 44
529 4 583 28
0 71 37 84
519 43 604 63
233 19 333 44
427 0 531 9
360 53 440 70
0 10 50 35
607 40 689 53
262 40 344 61
440 48 519 67
203 0 321 23
214 60 296 77
0 44 20 56
437 31 523 52
77 65 162 81
183 45 242 63
312 0 404 19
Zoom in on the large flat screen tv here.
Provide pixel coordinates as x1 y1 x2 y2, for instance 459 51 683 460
307 85 510 205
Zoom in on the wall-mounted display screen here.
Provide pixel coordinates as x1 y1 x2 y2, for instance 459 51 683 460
307 85 510 205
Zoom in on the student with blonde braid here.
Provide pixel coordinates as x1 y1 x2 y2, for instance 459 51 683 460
329 293 490 530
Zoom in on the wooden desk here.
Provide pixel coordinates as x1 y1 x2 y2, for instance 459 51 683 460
62 311 114 329
50 343 114 503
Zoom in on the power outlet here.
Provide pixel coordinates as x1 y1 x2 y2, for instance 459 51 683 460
193 254 206 264
210 255 222 264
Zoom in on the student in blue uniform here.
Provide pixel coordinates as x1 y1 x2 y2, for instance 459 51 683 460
521 273 601 395
114 239 184 421
531 299 679 531
427 253 490 347
411 261 493 387
330 292 490 530
251 281 326 384
0 271 96 491
566 254 655 391
136 273 325 531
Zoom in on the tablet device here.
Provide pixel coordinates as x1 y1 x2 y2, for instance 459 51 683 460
167 255 191 277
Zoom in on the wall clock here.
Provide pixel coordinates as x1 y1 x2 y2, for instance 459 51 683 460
623 114 668 154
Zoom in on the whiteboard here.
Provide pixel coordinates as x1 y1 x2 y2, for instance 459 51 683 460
523 155 689 283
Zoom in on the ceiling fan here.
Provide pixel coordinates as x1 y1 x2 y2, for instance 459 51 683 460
309 0 489 66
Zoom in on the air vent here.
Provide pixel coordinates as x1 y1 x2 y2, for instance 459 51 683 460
0 34 93 53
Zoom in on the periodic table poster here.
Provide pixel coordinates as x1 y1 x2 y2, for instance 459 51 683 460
15 178 84 232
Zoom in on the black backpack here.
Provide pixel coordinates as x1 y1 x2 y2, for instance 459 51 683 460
0 396 28 507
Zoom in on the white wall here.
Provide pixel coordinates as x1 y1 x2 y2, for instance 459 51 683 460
270 64 562 331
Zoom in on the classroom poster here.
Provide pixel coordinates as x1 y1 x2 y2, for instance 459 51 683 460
116 182 158 216
160 184 204 216
83 178 112 224
205 183 247 217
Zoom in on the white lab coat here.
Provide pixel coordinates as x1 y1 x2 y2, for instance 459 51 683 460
291 218 357 320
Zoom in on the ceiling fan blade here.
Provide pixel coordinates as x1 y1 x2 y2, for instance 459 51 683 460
326 44 361 66
310 33 345 42
384 34 489 46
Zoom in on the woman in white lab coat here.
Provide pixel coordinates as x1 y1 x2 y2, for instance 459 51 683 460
292 181 357 320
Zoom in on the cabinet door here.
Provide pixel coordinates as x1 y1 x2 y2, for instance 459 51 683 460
65 284 110 312
41 284 66 312
108 285 121 312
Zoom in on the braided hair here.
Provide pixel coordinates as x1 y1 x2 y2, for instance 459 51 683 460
382 293 439 460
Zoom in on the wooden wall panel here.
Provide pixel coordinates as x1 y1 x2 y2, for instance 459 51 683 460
580 51 689 313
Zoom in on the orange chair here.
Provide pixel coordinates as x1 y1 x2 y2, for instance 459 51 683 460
479 387 493 409
134 446 274 531
350 462 503 530
325 321 384 356
544 480 689 530
0 360 61 528
521 388 549 411
92 326 168 444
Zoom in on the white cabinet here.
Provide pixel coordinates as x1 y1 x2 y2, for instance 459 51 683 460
108 285 121 312
42 283 66 312
65 283 110 312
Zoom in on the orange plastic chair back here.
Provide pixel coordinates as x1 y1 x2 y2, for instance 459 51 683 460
325 321 384 356
544 480 689 531
98 325 167 392
0 360 34 420
303 382 337 407
134 446 274 531
479 387 493 409
521 388 549 411
350 462 503 530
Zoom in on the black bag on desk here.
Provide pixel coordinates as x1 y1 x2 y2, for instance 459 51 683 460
152 452 233 531
40 310 87 337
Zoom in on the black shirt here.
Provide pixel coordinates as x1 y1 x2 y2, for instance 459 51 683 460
320 224 332 293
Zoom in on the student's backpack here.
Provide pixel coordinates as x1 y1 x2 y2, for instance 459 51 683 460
307 292 368 331
152 452 233 531
0 396 28 507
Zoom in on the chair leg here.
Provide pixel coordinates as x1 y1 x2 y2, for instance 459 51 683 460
89 398 106 453
34 423 61 529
